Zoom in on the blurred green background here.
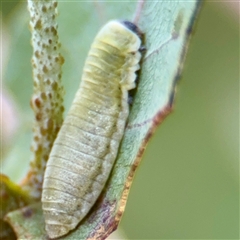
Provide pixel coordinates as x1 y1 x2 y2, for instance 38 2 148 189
1 1 238 239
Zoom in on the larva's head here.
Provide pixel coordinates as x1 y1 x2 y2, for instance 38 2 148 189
121 20 143 38
95 20 142 53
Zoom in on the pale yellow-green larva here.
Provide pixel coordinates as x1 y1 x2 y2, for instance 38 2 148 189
41 20 142 239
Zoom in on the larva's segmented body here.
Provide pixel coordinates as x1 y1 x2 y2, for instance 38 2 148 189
41 20 142 239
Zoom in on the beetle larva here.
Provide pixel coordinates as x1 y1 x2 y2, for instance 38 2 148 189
41 20 142 239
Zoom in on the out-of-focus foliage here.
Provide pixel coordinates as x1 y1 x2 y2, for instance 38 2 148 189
0 175 32 239
122 2 239 239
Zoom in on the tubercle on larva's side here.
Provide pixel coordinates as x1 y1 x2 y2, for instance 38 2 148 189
41 20 143 239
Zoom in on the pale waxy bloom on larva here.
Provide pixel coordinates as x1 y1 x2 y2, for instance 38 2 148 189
42 20 142 239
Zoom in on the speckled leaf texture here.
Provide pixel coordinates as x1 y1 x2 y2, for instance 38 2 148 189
3 1 200 239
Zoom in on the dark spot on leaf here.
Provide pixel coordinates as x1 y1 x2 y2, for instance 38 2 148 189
42 6 47 12
34 98 41 108
46 79 51 85
47 119 54 131
34 50 40 58
51 26 57 36
34 19 42 30
51 81 58 90
172 9 184 39
53 1 58 8
40 127 47 136
34 136 39 142
22 208 33 218
37 73 41 81
36 113 42 121
41 92 47 100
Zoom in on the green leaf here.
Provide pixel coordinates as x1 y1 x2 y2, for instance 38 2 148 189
3 1 200 239
4 203 44 240
0 174 32 239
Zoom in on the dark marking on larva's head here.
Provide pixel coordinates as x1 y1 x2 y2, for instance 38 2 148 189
121 20 142 38
139 45 147 53
128 95 134 105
